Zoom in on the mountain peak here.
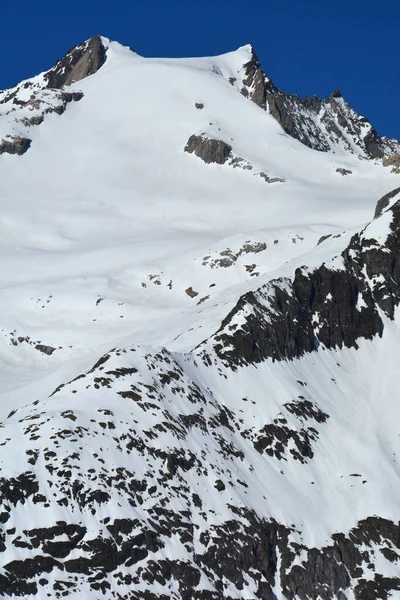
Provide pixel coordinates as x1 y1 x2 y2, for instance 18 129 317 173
44 34 108 89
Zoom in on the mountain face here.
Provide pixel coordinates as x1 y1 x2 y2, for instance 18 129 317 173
240 48 400 159
1 36 399 161
0 37 400 600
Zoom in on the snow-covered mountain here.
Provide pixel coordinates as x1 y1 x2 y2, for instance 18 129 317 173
0 36 399 600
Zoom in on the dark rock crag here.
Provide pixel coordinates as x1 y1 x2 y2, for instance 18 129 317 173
183 134 284 182
374 187 400 218
239 47 399 158
0 136 31 156
43 35 107 89
201 190 400 367
184 134 232 164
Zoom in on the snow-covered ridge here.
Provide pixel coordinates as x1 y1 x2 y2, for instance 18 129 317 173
1 34 399 160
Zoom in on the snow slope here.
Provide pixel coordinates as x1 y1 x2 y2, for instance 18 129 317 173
0 37 399 599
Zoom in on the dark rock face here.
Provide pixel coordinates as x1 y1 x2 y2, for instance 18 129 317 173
185 286 199 298
202 241 267 269
44 35 107 89
266 84 386 157
363 128 385 158
238 47 398 158
374 187 400 218
184 134 232 164
204 195 400 368
35 344 56 355
197 512 400 600
0 136 31 155
240 47 268 109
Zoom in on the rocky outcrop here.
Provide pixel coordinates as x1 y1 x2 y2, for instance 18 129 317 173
239 48 399 158
383 153 400 173
266 85 386 158
374 187 400 218
184 135 284 182
185 286 199 298
0 36 103 157
203 192 400 367
44 35 107 89
251 398 329 462
0 86 84 155
184 134 232 164
35 344 56 355
202 241 267 269
0 136 31 155
240 47 268 109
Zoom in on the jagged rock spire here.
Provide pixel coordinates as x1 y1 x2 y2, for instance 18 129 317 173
238 47 398 158
240 46 269 110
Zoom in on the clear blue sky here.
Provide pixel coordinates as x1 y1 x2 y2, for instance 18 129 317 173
2 0 399 140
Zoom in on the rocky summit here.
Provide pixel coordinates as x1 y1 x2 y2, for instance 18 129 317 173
0 36 399 600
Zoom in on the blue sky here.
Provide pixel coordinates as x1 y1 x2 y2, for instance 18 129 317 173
3 0 399 140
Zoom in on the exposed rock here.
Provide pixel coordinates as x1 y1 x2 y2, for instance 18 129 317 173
317 234 332 245
363 128 385 159
35 345 56 356
252 399 329 462
0 88 83 156
240 47 268 109
382 153 400 173
44 35 107 89
185 287 199 298
202 241 267 269
374 187 400 219
336 167 352 176
0 136 31 156
237 48 398 159
21 115 44 126
184 134 232 164
257 171 285 183
228 155 253 170
195 102 204 109
205 196 400 367
245 264 256 273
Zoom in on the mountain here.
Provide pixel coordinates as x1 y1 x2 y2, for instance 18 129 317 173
240 48 400 159
0 36 399 600
2 36 400 161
